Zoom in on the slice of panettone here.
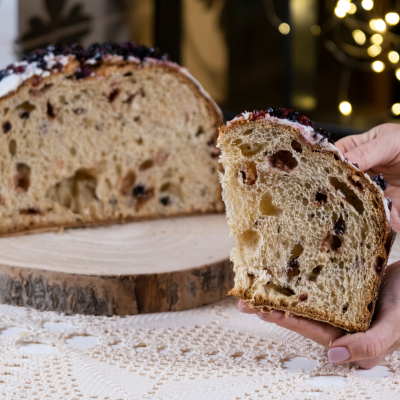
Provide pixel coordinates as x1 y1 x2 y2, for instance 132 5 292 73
0 42 224 236
218 109 395 332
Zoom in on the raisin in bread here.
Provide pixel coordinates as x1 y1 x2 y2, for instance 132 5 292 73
0 42 224 236
218 109 396 332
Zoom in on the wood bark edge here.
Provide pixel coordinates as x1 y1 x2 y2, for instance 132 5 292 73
0 259 234 315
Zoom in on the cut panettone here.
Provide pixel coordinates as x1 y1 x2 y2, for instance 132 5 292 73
218 109 395 332
0 42 224 236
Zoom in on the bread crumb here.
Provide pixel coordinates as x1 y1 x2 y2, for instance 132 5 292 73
56 227 64 235
329 341 332 347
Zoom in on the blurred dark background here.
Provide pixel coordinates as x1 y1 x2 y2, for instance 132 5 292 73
2 0 400 140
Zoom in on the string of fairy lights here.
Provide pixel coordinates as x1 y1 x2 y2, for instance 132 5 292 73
331 0 400 116
268 0 400 118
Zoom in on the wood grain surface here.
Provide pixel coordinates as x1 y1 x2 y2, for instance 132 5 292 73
0 215 235 315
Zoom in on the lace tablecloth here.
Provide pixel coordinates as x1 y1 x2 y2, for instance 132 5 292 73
0 236 399 400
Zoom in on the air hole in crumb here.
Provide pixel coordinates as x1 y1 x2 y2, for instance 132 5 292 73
123 72 133 77
305 183 311 189
195 126 205 136
46 169 97 214
259 192 283 217
269 150 298 172
160 196 170 206
272 285 295 297
19 208 41 215
315 192 327 204
321 233 342 252
2 121 11 133
139 159 154 170
239 142 263 157
14 163 31 192
108 88 120 103
290 243 304 262
243 129 252 136
342 303 349 313
17 101 36 119
238 230 261 251
302 198 309 206
238 161 257 186
329 177 364 214
46 101 56 118
308 265 323 282
233 138 242 146
373 256 385 276
119 170 137 196
347 175 363 192
134 116 141 122
291 140 303 153
70 147 77 156
9 139 17 156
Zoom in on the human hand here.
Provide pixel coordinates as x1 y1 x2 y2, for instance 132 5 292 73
237 260 400 369
335 123 400 232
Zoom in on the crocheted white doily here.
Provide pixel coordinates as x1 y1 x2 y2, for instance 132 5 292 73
0 237 399 400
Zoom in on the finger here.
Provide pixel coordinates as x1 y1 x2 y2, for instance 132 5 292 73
236 300 258 314
328 320 398 366
335 129 378 154
343 136 397 172
257 310 344 347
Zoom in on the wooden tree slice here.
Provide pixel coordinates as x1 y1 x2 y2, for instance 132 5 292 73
0 215 235 315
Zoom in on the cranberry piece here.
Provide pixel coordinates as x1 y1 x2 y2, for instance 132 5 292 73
75 65 93 80
298 116 316 128
32 77 42 87
2 122 11 133
252 110 266 120
53 62 63 71
372 174 388 191
387 197 393 211
298 294 308 302
13 65 26 74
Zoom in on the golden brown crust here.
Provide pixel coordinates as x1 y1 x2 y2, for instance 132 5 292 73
220 117 393 333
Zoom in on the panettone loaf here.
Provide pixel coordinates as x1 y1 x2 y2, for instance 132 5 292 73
218 109 396 332
0 42 224 236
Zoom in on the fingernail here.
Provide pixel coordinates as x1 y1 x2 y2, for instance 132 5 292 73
256 312 271 322
328 347 351 363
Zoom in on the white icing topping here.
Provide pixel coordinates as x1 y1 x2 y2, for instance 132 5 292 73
0 53 70 99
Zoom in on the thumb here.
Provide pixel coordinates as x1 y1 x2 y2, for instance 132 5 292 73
344 137 392 172
327 320 397 368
